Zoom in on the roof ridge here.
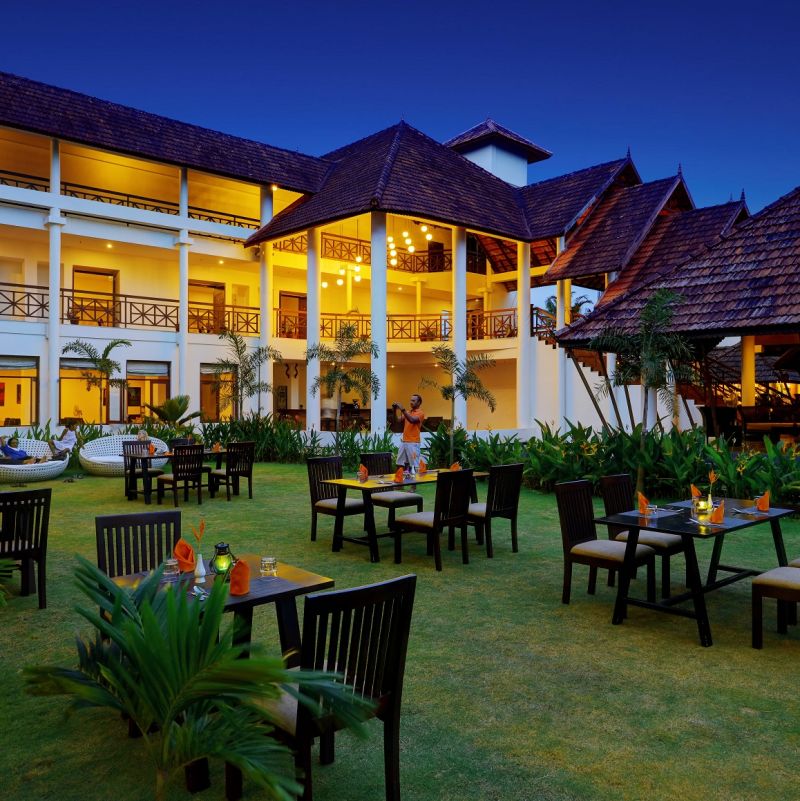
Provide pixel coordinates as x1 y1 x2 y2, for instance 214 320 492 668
524 156 629 190
371 125 406 208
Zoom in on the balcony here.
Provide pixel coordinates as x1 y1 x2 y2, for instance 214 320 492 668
0 282 49 320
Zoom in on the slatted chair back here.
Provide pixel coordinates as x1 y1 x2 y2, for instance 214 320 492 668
599 474 635 539
486 463 524 518
0 488 51 560
224 441 255 478
297 574 417 733
122 440 150 473
168 437 191 451
359 451 396 496
554 480 597 554
171 444 205 482
307 456 343 504
95 510 182 578
433 469 474 530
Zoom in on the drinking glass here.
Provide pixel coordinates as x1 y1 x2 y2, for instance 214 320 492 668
260 556 278 576
163 558 180 582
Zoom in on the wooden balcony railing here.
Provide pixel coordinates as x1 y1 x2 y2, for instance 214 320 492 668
387 314 452 342
467 308 517 340
0 169 49 192
531 306 556 339
275 310 371 340
0 282 49 319
188 302 260 335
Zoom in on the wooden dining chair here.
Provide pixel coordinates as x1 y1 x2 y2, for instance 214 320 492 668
0 488 51 609
599 473 686 599
210 441 255 500
359 451 423 526
156 444 207 506
554 479 656 605
306 456 365 543
241 574 417 801
122 440 165 500
467 462 523 557
751 565 800 648
392 469 473 571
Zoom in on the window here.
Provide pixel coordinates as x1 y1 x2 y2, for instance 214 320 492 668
0 356 38 425
126 361 170 423
70 267 118 326
60 358 122 424
199 363 235 421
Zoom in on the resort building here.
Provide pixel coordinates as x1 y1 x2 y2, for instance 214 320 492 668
0 71 750 434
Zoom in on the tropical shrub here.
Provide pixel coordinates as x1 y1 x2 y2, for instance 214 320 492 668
422 423 468 468
462 432 525 471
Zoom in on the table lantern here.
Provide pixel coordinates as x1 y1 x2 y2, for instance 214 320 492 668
210 542 235 576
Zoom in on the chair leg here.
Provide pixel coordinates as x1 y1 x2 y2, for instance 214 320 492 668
173 483 179 508
295 741 313 801
433 531 442 571
484 519 493 559
607 568 616 587
384 711 401 801
562 561 573 604
37 556 46 610
646 558 656 603
510 517 519 553
777 599 789 634
319 730 335 765
311 512 317 542
460 524 469 565
587 565 598 595
226 480 232 502
752 588 763 649
156 483 164 505
415 497 423 513
475 521 484 545
248 475 253 499
20 557 33 596
661 554 671 599
447 526 455 551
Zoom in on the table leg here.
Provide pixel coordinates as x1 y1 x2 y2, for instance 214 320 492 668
612 526 639 625
275 597 302 668
706 534 725 585
332 487 346 552
684 536 713 647
362 489 380 563
142 465 153 505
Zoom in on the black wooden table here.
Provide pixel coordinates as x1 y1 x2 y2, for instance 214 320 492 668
595 499 792 647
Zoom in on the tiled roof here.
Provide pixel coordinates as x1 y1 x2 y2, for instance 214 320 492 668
558 186 800 343
519 158 635 240
545 176 686 284
0 71 329 194
247 122 532 245
709 342 800 384
599 201 747 305
444 119 551 163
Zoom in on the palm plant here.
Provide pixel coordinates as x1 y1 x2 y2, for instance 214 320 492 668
421 345 497 465
144 394 201 434
24 558 369 801
62 338 131 422
544 293 594 320
305 322 380 433
589 289 695 494
212 330 282 420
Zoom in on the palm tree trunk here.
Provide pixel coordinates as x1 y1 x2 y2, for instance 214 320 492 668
623 384 636 430
155 768 168 801
637 384 649 495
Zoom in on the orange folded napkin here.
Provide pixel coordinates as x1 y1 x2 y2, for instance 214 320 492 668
756 490 770 512
212 442 221 453
173 538 196 572
690 484 702 498
710 500 725 524
417 460 427 475
637 491 649 514
394 467 405 483
358 464 369 481
229 559 250 596
148 442 155 455
449 462 461 471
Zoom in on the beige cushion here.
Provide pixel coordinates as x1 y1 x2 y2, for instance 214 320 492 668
788 557 800 568
571 539 655 562
258 689 298 736
371 491 422 507
315 497 365 513
752 566 800 590
467 502 486 520
615 530 683 549
395 511 435 530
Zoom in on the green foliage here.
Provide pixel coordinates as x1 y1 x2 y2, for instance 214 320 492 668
0 558 13 608
143 394 201 432
61 338 131 389
319 429 397 472
201 414 307 463
462 431 525 471
422 423 469 468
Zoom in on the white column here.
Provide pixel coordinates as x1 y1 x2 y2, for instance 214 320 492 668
305 228 321 431
370 212 388 433
516 242 532 429
259 187 274 415
176 231 191 396
44 139 63 425
452 227 468 428
555 236 569 430
741 336 756 406
646 387 658 430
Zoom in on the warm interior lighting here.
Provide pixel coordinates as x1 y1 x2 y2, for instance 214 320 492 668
354 264 361 272
355 255 362 263
390 249 397 257
106 243 113 249
338 267 346 275
387 236 394 243
404 238 412 245
397 286 403 291
390 258 397 266
336 278 344 286
420 225 428 232
354 275 361 282
426 233 433 241
271 184 278 192
218 259 224 264
401 230 409 238
321 281 328 288
408 245 415 253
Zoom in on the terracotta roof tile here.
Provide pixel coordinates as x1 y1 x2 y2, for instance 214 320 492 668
0 71 329 194
444 119 551 163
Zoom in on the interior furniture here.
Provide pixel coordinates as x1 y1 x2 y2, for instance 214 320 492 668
156 444 208 506
307 456 365 545
0 439 69 484
359 451 423 526
599 473 686 598
555 479 656 607
467 462 523 557
210 441 255 500
392 468 473 571
248 574 417 801
0 487 51 608
95 509 181 577
79 434 168 477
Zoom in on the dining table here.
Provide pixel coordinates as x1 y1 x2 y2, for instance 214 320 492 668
123 448 227 504
323 468 485 563
595 498 792 646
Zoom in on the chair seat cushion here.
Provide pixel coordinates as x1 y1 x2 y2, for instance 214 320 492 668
394 511 435 530
371 491 422 508
315 498 365 513
752 566 800 590
467 502 486 520
614 530 683 549
788 557 800 568
571 539 654 562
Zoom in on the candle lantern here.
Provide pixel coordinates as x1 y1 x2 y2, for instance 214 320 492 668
210 542 236 577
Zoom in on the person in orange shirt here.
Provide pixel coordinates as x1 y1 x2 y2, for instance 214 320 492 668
393 394 425 471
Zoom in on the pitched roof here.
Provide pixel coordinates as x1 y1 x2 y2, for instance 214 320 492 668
544 176 687 285
444 119 551 163
709 342 800 384
558 186 800 343
0 71 329 194
519 157 636 241
247 122 532 245
599 201 747 305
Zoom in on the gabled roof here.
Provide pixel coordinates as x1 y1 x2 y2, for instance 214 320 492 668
710 342 800 385
444 119 551 163
599 200 747 305
558 186 800 343
0 71 329 194
247 122 532 245
519 157 637 241
544 176 689 286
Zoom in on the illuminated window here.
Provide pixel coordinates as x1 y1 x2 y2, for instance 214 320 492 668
0 356 38 426
126 361 170 423
199 364 236 421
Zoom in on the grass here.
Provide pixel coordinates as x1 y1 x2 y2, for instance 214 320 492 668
1 463 799 801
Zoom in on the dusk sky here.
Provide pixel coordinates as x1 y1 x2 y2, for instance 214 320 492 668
3 0 798 213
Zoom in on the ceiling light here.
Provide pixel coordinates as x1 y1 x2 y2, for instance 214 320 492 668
106 243 113 249
354 264 361 272
402 230 409 238
405 238 412 245
218 259 224 264
387 236 394 243
354 274 361 282
338 267 346 275
390 364 395 368
355 255 362 263
336 278 344 286
408 245 415 253
390 249 397 257
271 184 278 192
397 286 403 291
420 225 428 233
426 233 433 241
321 281 328 288
390 258 397 266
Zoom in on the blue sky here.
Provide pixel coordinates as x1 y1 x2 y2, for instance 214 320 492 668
4 0 798 212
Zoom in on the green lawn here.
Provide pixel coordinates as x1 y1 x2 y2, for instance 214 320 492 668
1 464 799 801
